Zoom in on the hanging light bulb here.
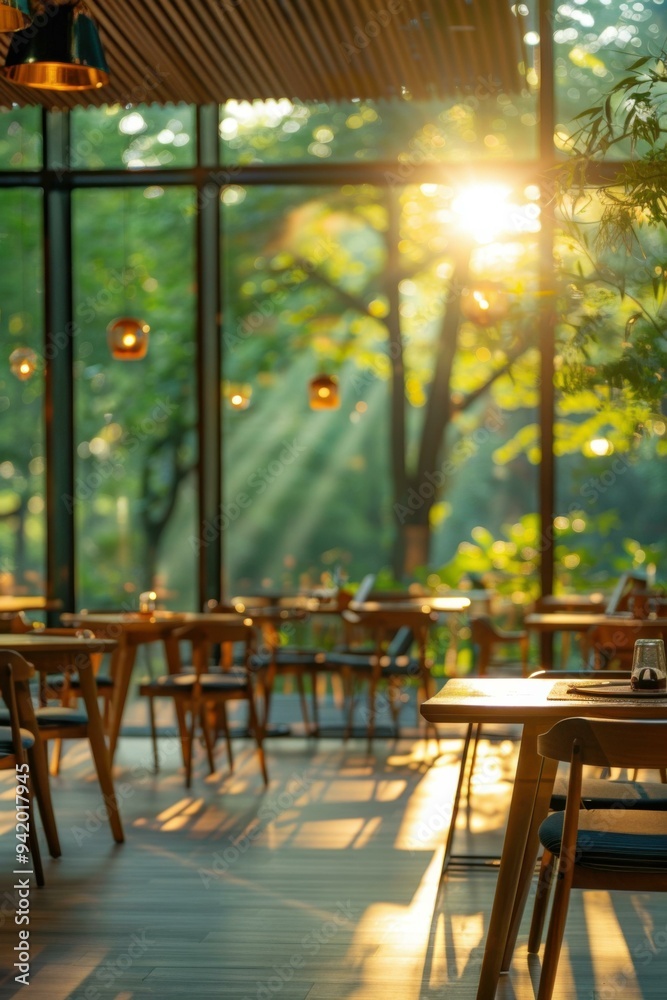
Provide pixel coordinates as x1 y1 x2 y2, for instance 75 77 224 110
460 281 509 327
9 346 38 380
0 0 30 32
107 317 149 360
309 373 340 410
2 1 109 91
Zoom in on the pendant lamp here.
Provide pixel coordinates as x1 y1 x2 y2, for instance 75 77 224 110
9 346 38 380
0 0 30 32
3 1 109 91
309 373 340 410
107 317 149 360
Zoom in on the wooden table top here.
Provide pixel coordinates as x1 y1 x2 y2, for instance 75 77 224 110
421 676 667 724
0 596 62 612
61 611 189 633
0 633 117 654
536 593 607 610
349 597 471 615
525 612 667 632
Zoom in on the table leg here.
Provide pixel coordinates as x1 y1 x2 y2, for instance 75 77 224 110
77 660 124 844
540 632 553 670
163 634 193 772
475 720 545 1000
108 641 136 761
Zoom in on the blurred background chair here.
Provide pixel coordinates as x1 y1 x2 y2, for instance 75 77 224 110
139 618 267 787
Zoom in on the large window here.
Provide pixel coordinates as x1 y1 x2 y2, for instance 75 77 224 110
0 189 45 595
0 0 662 610
72 186 197 610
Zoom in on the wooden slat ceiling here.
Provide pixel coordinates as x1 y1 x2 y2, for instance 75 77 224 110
0 0 529 110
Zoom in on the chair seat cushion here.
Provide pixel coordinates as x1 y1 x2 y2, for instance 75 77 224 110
251 648 326 668
539 809 667 872
0 726 34 753
199 670 249 692
139 673 196 695
70 674 114 690
550 775 667 812
324 652 419 675
46 672 114 691
34 706 88 727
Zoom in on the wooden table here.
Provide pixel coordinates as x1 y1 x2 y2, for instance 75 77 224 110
0 633 123 849
421 676 667 1000
525 612 667 668
61 612 188 760
0 596 63 613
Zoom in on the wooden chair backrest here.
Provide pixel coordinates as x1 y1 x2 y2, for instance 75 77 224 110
173 621 255 672
0 612 33 634
538 717 667 771
586 622 664 669
0 652 36 768
605 572 647 615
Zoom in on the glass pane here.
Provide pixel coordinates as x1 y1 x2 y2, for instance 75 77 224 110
222 183 393 593
73 186 197 611
0 189 45 595
220 90 539 165
554 195 667 593
70 103 196 169
0 106 41 169
222 180 541 610
553 0 667 151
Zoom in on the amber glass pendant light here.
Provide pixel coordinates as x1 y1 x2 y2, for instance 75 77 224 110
309 373 340 410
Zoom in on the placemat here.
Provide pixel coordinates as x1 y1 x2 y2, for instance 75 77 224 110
548 679 667 703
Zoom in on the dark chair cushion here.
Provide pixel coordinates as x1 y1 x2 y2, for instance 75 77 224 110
539 809 667 872
34 706 88 727
250 648 327 669
0 726 34 753
550 775 667 812
323 651 420 676
139 673 196 695
199 670 249 692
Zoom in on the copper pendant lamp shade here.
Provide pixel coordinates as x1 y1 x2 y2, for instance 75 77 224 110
3 1 109 91
107 317 150 360
0 0 31 32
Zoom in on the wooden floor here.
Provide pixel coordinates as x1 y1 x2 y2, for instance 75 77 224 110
2 721 667 999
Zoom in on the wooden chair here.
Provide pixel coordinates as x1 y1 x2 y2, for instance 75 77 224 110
139 620 268 788
0 612 34 634
0 650 61 861
23 626 111 776
529 717 667 1000
584 621 665 671
0 652 45 885
605 570 647 614
324 611 433 740
469 615 529 677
